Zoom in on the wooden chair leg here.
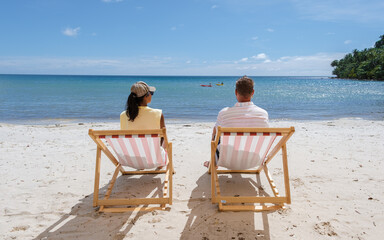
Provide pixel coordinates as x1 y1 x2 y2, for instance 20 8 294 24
282 144 291 204
208 141 215 174
100 164 121 212
210 141 216 202
168 142 173 205
93 147 102 207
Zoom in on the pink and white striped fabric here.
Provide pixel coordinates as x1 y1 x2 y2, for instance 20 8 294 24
218 132 281 170
215 102 269 128
100 134 167 169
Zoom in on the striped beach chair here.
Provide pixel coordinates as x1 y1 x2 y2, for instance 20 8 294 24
209 126 295 211
88 128 173 212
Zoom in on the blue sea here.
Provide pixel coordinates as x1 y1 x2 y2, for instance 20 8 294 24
0 74 383 124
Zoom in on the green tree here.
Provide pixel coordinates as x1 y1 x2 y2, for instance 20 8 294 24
331 35 384 80
374 35 384 48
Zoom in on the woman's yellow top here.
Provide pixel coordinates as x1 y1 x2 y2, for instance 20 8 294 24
120 106 162 130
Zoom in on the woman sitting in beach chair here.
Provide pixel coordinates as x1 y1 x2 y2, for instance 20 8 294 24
120 81 166 131
120 81 168 170
88 81 173 212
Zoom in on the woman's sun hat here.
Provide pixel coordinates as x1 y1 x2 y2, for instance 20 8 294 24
131 81 156 97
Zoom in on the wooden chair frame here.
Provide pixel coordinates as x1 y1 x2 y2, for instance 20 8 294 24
209 126 295 211
88 128 173 212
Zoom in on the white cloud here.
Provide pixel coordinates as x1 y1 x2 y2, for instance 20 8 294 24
0 53 346 76
252 53 267 60
252 36 258 40
344 40 352 44
279 56 290 61
171 26 177 31
267 28 274 32
211 5 218 9
212 52 345 76
240 57 248 62
62 27 80 37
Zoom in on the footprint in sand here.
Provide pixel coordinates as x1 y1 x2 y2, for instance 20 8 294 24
11 225 30 232
314 221 338 236
292 177 305 188
148 217 161 223
273 168 283 175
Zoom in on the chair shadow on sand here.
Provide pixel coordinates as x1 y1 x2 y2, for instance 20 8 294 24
34 174 167 240
34 173 276 240
180 172 273 240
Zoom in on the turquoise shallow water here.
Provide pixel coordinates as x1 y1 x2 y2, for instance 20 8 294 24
0 74 383 124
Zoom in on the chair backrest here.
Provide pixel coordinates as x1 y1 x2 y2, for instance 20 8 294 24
216 127 294 170
89 129 168 169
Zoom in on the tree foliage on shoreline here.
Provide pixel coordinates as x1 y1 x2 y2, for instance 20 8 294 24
331 35 384 80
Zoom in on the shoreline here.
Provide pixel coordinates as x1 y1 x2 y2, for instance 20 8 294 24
1 116 382 127
1 119 383 239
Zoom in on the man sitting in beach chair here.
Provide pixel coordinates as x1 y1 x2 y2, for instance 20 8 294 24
205 75 269 168
208 76 294 211
211 75 269 138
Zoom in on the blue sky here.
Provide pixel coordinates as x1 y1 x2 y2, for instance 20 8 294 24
0 0 383 76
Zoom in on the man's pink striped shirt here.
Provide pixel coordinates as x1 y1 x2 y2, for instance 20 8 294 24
215 101 269 128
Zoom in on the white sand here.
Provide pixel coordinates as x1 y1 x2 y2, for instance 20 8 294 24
0 119 383 239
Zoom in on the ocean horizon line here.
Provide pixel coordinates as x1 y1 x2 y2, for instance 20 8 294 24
0 73 332 78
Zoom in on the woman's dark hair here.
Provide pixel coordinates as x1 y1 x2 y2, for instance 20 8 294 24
126 92 146 121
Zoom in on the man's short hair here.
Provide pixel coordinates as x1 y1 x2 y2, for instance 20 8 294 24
236 75 254 97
